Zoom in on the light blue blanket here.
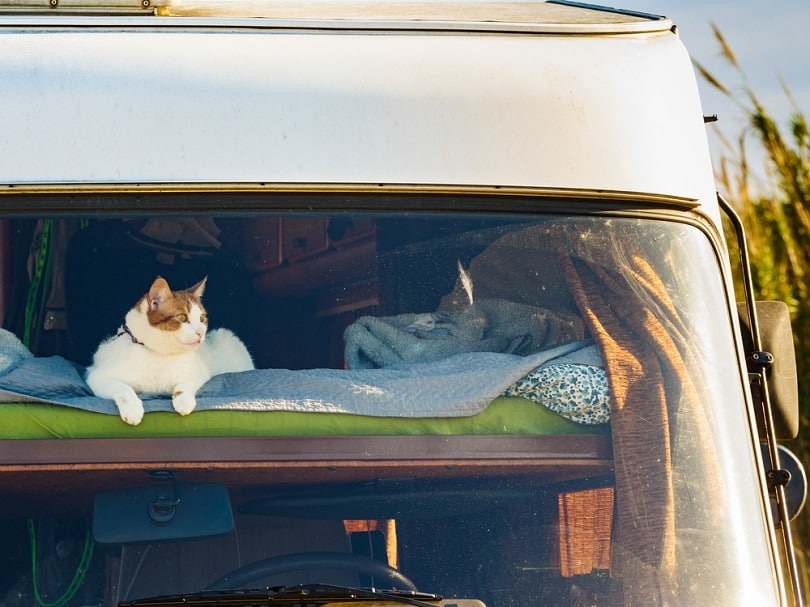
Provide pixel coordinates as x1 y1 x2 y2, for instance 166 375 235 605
0 328 600 418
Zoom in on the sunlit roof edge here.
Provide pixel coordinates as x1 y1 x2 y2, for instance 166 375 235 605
0 0 673 34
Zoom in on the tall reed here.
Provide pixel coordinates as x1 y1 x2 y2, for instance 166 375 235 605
695 24 810 600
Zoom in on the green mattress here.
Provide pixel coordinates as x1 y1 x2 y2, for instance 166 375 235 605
0 396 607 439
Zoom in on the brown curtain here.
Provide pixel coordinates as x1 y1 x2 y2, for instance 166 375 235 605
556 224 716 605
441 220 724 604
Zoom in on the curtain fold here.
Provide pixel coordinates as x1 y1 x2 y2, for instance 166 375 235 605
556 223 719 605
440 220 725 604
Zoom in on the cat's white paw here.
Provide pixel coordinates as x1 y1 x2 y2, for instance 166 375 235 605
115 393 144 426
172 389 197 416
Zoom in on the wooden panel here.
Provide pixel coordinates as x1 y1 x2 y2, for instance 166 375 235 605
282 217 329 261
0 434 613 518
252 238 377 297
0 434 611 466
242 217 282 273
328 216 375 247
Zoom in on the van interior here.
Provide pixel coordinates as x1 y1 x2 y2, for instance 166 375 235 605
0 191 773 606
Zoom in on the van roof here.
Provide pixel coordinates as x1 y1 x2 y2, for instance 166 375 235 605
0 0 671 34
0 0 712 208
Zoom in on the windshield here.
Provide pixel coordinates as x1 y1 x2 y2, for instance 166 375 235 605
0 194 778 606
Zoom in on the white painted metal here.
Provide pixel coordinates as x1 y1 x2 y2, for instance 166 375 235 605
0 1 716 214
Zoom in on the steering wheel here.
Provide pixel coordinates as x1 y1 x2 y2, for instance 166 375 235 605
206 551 419 591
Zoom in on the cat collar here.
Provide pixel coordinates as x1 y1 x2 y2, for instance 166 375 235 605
118 325 144 346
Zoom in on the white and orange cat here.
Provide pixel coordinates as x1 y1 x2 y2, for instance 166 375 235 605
86 276 254 425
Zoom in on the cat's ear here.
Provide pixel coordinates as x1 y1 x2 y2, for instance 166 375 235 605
148 276 172 310
189 276 207 299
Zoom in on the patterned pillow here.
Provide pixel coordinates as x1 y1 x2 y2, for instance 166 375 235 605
503 363 610 425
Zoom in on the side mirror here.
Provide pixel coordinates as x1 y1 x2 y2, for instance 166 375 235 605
738 301 800 439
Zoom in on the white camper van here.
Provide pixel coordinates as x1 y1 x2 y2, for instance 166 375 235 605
0 1 805 606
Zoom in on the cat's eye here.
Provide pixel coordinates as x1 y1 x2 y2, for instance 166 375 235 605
200 313 208 323
176 313 188 323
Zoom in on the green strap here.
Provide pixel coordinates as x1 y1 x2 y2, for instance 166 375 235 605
23 219 53 348
27 519 95 607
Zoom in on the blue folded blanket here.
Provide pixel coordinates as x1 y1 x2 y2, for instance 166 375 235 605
344 298 584 370
0 328 602 418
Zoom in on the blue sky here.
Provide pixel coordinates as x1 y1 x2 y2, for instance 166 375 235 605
615 0 810 191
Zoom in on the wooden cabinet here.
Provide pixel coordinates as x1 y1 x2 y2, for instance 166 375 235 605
244 218 375 275
282 217 329 262
243 217 282 272
245 217 377 309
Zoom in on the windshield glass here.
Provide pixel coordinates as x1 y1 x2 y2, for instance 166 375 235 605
0 194 778 606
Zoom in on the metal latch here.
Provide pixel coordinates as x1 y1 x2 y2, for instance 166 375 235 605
746 349 774 371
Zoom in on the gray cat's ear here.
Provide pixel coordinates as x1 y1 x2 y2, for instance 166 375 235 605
189 276 207 299
149 276 172 309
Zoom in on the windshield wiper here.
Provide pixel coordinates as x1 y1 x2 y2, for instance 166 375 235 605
120 583 444 606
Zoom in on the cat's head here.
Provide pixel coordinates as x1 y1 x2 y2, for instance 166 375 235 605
126 276 208 354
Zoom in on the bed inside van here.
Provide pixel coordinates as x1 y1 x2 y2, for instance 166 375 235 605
0 192 626 440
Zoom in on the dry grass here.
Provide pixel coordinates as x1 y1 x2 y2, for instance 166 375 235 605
696 26 810 601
